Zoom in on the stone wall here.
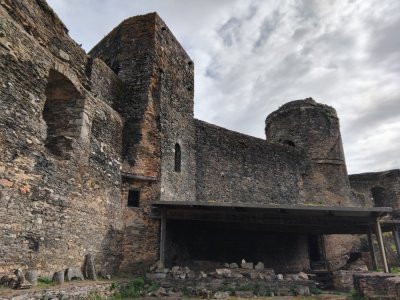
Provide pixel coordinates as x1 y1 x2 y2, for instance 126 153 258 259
195 120 307 205
0 0 125 275
353 272 400 299
349 169 400 213
90 13 197 269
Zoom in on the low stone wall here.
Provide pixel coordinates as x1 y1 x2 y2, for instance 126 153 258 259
333 270 367 292
0 281 115 300
353 272 400 299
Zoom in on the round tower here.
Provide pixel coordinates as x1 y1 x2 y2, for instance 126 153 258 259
265 98 352 206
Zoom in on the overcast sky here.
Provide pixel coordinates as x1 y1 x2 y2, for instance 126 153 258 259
47 0 400 174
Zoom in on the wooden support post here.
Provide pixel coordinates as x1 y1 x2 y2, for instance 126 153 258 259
375 219 389 273
159 209 166 267
368 227 378 271
392 227 400 260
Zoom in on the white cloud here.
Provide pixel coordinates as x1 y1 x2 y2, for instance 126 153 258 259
48 0 400 174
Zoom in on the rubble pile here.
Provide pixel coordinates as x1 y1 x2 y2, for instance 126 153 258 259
145 260 315 297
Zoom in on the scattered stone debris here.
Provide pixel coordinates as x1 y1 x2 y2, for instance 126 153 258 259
142 261 315 297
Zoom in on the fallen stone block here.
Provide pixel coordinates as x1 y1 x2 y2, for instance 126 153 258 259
65 267 84 281
235 290 253 298
298 271 308 280
15 269 32 289
213 291 230 299
25 270 38 286
216 268 231 277
255 262 264 270
229 262 239 269
241 262 253 269
52 271 64 284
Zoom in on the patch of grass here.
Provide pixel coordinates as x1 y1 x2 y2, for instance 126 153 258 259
309 286 323 295
390 267 400 273
111 277 146 299
37 277 54 288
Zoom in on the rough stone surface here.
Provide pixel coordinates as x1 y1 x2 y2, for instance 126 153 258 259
255 262 264 270
353 272 400 299
52 271 64 284
241 262 254 270
24 270 38 286
333 270 365 292
1 0 398 280
84 254 97 280
0 281 117 300
349 169 400 212
64 267 84 282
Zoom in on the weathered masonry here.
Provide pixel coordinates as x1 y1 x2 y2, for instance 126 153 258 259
0 0 399 277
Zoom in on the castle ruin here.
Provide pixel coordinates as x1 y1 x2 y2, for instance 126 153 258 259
1 0 400 282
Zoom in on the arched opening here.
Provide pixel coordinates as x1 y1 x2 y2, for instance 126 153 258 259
174 143 181 172
43 69 83 159
282 140 295 147
371 186 386 207
278 139 295 147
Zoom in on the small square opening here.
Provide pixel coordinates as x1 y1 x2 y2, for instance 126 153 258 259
128 190 140 207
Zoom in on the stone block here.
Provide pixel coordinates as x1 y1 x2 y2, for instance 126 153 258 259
235 290 253 298
52 271 64 284
213 291 229 299
229 262 239 269
254 262 264 270
216 268 231 277
241 262 253 269
25 270 38 286
298 271 308 280
65 267 84 281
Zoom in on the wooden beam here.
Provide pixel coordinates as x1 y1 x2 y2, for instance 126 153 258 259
375 219 389 273
159 209 166 267
368 227 378 271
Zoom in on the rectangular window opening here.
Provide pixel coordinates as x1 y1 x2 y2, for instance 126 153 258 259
128 190 140 207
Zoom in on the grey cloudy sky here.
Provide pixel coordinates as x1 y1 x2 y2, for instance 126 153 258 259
47 0 400 174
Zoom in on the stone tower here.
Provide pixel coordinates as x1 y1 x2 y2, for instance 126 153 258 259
90 13 196 203
265 98 352 206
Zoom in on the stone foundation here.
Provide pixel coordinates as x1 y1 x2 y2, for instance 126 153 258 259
353 272 400 299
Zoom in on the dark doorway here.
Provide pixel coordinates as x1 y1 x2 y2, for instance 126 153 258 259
308 234 326 270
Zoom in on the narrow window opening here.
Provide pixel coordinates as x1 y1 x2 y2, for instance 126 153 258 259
175 143 181 172
128 190 140 207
